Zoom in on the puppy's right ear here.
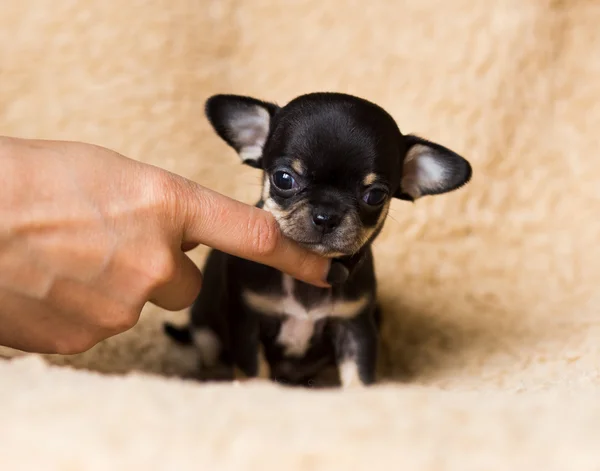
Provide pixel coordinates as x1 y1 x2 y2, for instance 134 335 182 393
205 94 279 168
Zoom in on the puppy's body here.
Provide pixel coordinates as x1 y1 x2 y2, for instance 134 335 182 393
171 238 378 386
165 92 472 388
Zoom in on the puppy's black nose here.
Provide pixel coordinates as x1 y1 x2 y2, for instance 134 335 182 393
312 209 342 234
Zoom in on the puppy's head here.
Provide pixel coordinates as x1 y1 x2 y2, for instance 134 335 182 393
205 92 472 258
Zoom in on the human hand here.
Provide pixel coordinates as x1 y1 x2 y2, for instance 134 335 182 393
0 137 343 354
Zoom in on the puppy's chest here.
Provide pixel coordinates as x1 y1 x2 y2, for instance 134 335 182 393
242 275 368 357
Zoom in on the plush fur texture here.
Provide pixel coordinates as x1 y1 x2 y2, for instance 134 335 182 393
0 0 599 469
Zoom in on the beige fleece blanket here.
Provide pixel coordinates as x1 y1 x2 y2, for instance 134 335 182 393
1 1 599 469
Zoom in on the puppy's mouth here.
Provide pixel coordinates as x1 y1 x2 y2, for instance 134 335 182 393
280 230 362 258
263 197 367 258
292 239 350 258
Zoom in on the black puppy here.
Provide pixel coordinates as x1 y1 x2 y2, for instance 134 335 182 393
164 92 472 388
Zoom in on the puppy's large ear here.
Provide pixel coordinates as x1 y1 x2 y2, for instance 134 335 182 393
395 135 472 201
205 94 279 168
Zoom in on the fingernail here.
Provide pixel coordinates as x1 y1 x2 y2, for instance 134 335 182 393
326 261 349 285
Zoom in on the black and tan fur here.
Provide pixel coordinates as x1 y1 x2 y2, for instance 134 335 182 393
164 92 472 388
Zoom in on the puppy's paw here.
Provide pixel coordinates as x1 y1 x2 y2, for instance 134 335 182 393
339 360 368 389
232 369 267 386
192 328 221 368
232 346 271 383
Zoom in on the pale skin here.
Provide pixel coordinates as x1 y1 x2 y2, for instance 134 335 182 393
0 136 333 355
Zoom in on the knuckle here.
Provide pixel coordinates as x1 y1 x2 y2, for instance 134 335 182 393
53 334 97 356
293 252 324 285
247 212 280 258
144 168 189 228
152 170 195 225
99 308 139 334
116 312 139 332
145 168 174 205
146 250 177 286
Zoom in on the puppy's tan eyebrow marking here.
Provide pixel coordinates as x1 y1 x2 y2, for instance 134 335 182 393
363 173 377 186
291 159 304 175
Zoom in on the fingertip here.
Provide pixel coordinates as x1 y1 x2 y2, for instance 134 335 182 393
325 261 349 285
286 251 333 288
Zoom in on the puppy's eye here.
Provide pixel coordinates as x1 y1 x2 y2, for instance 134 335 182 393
272 171 297 192
362 189 387 206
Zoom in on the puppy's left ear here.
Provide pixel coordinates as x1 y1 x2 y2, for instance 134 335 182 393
395 135 472 201
205 94 280 168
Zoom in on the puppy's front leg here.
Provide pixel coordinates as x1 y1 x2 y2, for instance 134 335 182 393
333 308 378 388
230 309 270 382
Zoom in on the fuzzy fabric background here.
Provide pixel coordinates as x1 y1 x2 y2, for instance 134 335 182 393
1 1 599 469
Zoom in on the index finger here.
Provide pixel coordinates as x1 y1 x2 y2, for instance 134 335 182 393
179 181 336 288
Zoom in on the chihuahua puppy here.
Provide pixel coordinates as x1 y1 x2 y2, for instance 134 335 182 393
164 92 472 388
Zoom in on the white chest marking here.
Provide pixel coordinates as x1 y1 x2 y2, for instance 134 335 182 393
277 317 315 356
243 275 370 357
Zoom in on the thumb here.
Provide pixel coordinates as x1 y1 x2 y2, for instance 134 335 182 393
175 178 343 287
